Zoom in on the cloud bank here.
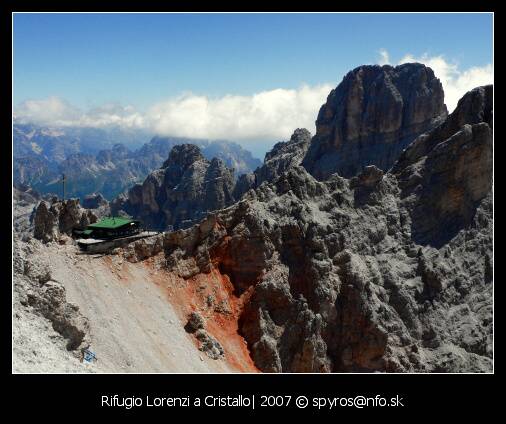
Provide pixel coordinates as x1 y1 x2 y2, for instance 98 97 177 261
14 97 147 129
377 49 493 112
14 84 333 142
14 53 492 142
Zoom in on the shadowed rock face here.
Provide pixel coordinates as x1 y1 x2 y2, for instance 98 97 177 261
394 85 493 247
126 83 493 373
302 63 448 180
112 144 236 231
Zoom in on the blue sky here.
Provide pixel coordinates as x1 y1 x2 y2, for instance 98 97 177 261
14 13 492 107
13 13 493 156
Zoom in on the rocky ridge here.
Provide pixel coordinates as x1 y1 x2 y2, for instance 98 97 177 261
124 84 493 373
113 129 313 232
233 128 312 199
14 62 493 374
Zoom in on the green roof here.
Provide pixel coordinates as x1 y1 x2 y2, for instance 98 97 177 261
87 217 138 229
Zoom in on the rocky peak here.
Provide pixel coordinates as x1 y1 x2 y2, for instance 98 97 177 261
233 128 312 199
161 144 208 189
302 63 448 180
207 157 228 173
161 144 206 170
264 128 311 162
113 144 236 231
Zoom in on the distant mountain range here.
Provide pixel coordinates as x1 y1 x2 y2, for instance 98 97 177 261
13 124 262 200
13 123 153 159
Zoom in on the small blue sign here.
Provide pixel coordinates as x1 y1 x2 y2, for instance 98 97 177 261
83 349 97 363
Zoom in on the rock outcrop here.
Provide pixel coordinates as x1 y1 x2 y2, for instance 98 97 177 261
184 312 225 360
13 237 91 354
112 144 236 231
125 84 493 373
33 198 98 243
233 128 312 199
302 63 448 180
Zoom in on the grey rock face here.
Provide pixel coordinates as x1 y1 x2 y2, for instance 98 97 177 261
33 198 98 243
257 128 312 185
302 63 448 180
394 85 493 247
33 201 59 242
128 84 492 373
233 128 312 199
124 235 164 262
26 281 90 351
232 173 257 201
113 144 236 231
13 238 90 353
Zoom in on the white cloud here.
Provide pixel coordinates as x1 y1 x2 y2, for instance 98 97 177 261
147 84 332 141
14 84 333 142
14 97 81 126
377 50 493 112
14 98 146 129
80 103 146 128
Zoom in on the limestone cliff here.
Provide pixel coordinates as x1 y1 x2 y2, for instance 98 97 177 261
302 63 448 180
